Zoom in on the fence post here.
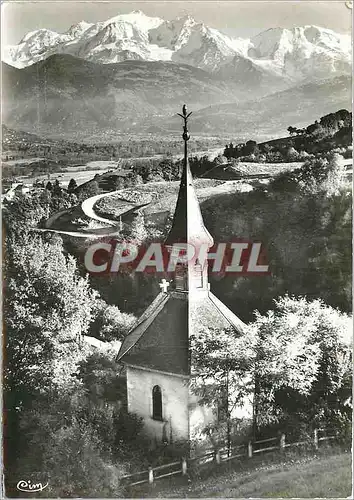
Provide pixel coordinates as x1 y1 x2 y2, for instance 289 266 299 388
280 433 286 450
215 449 221 465
248 441 253 458
148 466 154 484
314 429 319 450
181 457 187 476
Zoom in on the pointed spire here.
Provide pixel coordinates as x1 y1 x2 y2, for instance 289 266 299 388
165 105 214 249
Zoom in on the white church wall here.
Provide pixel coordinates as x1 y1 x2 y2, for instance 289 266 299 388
126 365 190 444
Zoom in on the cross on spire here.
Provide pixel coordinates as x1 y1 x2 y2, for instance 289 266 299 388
159 279 170 293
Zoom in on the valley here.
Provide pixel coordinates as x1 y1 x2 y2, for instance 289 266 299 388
1 10 351 140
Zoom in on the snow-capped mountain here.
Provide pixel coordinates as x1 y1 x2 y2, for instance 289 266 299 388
2 10 351 82
248 26 352 80
149 15 248 71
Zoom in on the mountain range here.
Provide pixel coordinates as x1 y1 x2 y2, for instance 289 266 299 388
1 10 352 140
3 10 351 81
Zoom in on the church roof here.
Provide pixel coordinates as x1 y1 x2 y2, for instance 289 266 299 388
164 160 214 249
117 290 246 375
190 292 246 336
117 292 189 375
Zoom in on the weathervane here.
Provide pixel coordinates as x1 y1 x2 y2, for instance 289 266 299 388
177 104 192 169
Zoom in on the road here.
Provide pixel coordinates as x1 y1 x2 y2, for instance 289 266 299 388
39 187 150 238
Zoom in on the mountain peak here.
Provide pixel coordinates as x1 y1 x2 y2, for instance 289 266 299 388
67 20 94 37
3 14 351 82
20 28 59 44
105 10 163 31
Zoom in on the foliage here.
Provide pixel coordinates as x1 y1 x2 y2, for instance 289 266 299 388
12 394 125 498
76 352 126 404
224 110 352 163
205 153 351 319
77 179 100 201
190 326 256 443
89 302 136 341
132 156 181 182
113 410 145 448
189 155 215 177
2 192 145 494
269 153 345 195
4 232 98 401
68 177 78 193
252 296 352 434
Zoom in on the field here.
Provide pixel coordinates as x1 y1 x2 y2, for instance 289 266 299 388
2 159 118 188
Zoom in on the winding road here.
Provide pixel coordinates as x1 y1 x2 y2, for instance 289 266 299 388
35 188 150 238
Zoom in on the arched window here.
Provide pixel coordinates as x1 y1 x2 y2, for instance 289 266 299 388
175 263 187 291
152 385 163 421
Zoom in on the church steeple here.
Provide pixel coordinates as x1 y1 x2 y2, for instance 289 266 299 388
117 106 248 447
165 105 214 292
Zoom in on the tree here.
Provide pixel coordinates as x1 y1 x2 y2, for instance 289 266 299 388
128 211 148 243
306 121 322 136
3 226 105 486
190 326 256 446
287 126 297 135
286 146 299 161
4 232 99 404
89 302 136 342
243 140 258 156
68 178 78 193
77 180 100 201
213 154 228 165
252 296 352 436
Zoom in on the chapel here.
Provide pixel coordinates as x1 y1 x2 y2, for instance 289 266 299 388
117 106 251 447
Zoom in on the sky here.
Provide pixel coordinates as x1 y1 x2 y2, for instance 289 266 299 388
1 0 352 46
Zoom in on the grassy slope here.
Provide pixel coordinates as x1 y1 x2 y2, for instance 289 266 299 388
198 453 351 498
147 451 352 498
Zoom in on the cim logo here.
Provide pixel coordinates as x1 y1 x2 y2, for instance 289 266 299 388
17 479 48 493
84 240 270 275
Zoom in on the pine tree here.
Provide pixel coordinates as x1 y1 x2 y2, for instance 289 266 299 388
68 178 78 193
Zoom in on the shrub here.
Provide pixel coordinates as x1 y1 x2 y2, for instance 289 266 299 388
40 420 124 497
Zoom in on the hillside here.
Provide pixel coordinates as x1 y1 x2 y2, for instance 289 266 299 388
2 54 249 138
179 75 352 139
2 54 351 141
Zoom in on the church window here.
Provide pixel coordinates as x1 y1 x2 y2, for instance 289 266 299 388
194 259 203 288
152 385 163 420
175 263 187 291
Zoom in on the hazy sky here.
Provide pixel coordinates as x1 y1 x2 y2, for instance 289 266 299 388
2 1 352 46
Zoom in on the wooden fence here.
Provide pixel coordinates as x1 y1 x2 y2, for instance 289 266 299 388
121 428 339 487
